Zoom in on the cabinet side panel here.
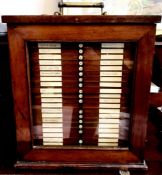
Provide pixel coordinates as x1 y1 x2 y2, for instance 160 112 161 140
7 28 32 155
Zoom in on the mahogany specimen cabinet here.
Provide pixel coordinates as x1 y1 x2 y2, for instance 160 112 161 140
2 15 161 171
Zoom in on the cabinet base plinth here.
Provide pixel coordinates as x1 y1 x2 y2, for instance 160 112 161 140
15 161 148 171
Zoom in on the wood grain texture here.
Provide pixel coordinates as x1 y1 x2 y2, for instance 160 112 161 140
130 28 156 159
7 28 32 155
4 15 160 170
7 25 155 42
2 15 161 24
23 149 139 163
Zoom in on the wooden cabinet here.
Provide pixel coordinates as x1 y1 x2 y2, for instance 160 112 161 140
2 15 161 171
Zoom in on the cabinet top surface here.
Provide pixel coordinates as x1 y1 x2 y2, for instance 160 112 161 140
2 15 161 24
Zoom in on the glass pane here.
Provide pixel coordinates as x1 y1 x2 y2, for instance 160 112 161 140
28 42 136 148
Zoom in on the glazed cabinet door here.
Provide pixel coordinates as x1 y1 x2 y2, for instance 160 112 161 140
2 15 160 170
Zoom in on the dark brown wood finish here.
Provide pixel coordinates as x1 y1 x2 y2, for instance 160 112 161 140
130 28 157 159
2 15 161 24
149 92 162 106
6 29 32 157
61 43 100 145
2 15 161 170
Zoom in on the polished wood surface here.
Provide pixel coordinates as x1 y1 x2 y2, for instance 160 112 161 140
2 15 161 24
2 15 160 170
0 29 162 175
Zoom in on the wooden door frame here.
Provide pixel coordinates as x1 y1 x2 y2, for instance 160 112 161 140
3 15 160 170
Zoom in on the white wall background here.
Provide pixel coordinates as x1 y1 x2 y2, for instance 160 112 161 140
0 0 162 33
0 0 59 18
1 0 162 19
0 0 59 32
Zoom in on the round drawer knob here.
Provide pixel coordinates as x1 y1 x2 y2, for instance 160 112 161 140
79 72 83 76
79 89 83 94
79 120 83 124
79 139 83 144
79 110 83 114
79 43 83 48
79 94 83 98
79 124 83 129
79 61 83 66
79 67 83 71
79 55 83 60
79 114 83 119
79 130 83 134
79 49 83 54
79 78 83 82
79 83 83 88
79 99 83 103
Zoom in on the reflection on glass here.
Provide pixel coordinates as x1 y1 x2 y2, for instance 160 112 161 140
28 42 136 148
39 43 63 146
99 43 123 147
